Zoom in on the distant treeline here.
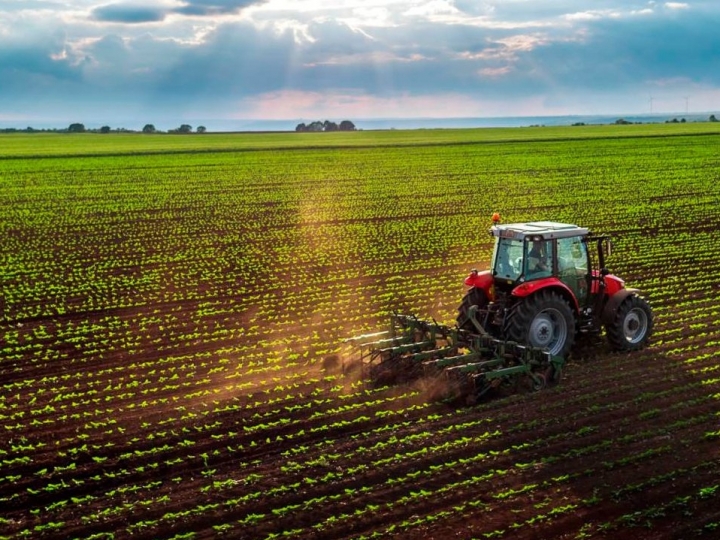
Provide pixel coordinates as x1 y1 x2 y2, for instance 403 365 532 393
295 120 356 132
0 123 206 134
572 114 719 126
3 116 717 134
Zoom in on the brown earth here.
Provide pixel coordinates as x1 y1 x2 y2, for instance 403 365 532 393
2 295 719 540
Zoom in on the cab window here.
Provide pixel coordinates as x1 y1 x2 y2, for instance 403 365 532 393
525 239 553 278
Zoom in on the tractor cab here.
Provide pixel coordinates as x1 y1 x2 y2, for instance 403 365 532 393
490 221 591 306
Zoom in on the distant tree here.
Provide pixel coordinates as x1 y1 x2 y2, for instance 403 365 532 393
296 120 356 132
177 124 192 134
68 123 86 133
709 114 718 122
680 118 686 123
142 124 157 134
615 118 631 125
196 126 207 134
100 125 111 133
339 120 356 131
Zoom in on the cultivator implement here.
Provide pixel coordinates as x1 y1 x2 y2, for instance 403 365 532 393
347 313 564 403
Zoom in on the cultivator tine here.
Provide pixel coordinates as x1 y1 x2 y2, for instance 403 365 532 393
348 312 565 400
545 353 565 385
437 335 566 402
408 346 457 363
348 313 458 386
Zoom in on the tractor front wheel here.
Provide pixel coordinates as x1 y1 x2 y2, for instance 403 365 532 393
606 295 653 351
506 290 575 357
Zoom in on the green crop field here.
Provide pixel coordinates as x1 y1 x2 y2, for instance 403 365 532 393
2 124 720 539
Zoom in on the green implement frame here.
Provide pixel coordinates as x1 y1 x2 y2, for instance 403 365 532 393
347 313 564 403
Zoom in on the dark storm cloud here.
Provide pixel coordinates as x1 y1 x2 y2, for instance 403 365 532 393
91 4 167 23
522 8 720 91
174 0 264 16
0 37 84 118
601 10 719 82
302 19 383 61
90 0 266 23
150 20 295 98
0 32 80 84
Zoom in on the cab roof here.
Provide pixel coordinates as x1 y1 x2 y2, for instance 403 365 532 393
491 221 590 240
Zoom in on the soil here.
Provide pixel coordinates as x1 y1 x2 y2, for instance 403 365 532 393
1 298 719 540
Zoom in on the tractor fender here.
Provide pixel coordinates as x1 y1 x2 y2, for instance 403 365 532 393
464 270 494 298
603 274 626 296
601 288 640 325
511 277 580 313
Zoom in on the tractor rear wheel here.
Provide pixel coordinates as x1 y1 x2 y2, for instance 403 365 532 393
505 290 575 357
606 294 653 351
457 287 489 332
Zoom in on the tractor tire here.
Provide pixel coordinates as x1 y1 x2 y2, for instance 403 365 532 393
456 287 489 332
605 294 653 351
505 290 575 357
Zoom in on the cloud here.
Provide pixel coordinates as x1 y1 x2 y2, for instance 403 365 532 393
0 0 63 10
664 2 689 9
451 1 494 17
91 4 167 23
404 0 461 18
146 20 297 102
174 0 263 16
564 10 620 21
90 0 265 24
478 66 511 77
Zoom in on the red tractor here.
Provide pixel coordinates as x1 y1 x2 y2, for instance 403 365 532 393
349 215 653 400
459 216 653 357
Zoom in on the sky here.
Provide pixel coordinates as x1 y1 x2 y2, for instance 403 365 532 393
1 0 719 129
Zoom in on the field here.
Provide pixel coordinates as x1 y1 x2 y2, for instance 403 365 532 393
1 123 720 539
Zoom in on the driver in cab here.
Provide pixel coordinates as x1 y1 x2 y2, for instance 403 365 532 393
527 241 550 277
